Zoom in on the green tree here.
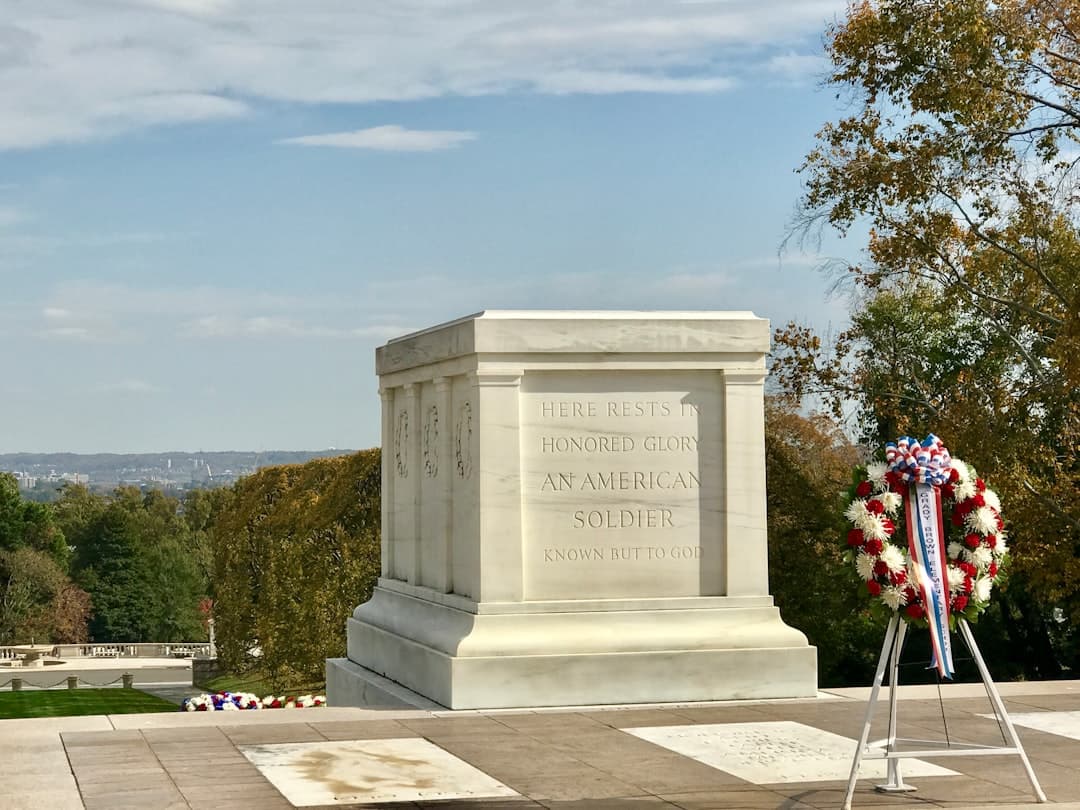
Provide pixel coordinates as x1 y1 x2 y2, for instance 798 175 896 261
183 486 234 599
212 450 381 687
78 503 154 642
69 488 208 643
0 473 67 564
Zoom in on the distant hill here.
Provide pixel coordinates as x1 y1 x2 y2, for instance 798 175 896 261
0 450 358 495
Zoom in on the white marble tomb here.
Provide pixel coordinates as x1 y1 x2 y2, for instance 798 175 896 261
326 311 817 709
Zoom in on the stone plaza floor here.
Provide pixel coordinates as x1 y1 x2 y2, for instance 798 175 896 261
3 681 1079 810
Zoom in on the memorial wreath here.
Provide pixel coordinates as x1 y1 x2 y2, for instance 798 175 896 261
842 436 1008 675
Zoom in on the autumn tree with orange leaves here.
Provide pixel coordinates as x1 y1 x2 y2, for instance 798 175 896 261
775 0 1080 676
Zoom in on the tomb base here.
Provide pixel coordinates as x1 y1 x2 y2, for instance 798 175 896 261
329 584 816 710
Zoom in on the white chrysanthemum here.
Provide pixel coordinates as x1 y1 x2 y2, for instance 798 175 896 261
947 565 966 592
881 586 907 610
952 459 972 482
983 489 1001 513
966 506 999 535
880 544 906 573
971 545 993 569
947 541 963 559
996 533 1009 556
974 576 992 602
953 478 977 501
862 513 890 541
855 552 878 581
845 499 869 525
880 491 903 515
866 461 889 491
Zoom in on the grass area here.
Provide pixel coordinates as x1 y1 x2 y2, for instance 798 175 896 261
0 688 178 719
198 669 325 697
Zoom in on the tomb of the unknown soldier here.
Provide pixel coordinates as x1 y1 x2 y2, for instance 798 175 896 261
327 310 817 709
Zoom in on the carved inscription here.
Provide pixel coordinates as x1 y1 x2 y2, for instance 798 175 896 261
423 404 439 478
534 398 701 533
521 372 721 600
394 409 409 478
455 401 473 479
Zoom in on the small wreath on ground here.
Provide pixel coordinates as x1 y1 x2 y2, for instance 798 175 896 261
843 435 1009 629
181 691 326 711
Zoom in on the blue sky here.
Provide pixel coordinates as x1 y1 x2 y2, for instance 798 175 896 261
1 0 857 453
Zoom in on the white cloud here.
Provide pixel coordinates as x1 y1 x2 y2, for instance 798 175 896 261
96 379 164 394
180 315 411 339
534 71 735 95
655 270 733 293
279 125 476 152
0 206 26 228
39 326 95 341
766 50 828 81
34 280 411 342
1 0 842 149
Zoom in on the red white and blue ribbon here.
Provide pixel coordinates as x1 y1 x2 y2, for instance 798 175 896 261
885 434 952 486
888 435 955 678
905 483 955 678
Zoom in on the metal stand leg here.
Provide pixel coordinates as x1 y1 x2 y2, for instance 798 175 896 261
876 621 915 793
958 620 1047 803
842 614 899 810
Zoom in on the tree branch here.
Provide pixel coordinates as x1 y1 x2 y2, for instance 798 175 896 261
937 186 1070 312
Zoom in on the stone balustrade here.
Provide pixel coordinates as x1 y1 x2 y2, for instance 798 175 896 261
0 642 211 660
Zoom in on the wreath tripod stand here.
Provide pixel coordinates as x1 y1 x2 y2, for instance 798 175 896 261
841 614 1046 810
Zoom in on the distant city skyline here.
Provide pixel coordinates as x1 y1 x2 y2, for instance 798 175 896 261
2 1 857 453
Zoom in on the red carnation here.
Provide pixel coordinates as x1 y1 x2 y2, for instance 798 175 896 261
971 494 985 508
906 604 925 619
864 538 884 555
881 518 896 535
964 533 981 549
989 561 998 578
960 562 977 577
949 468 960 483
904 587 917 603
942 484 955 499
867 580 882 596
866 499 885 515
987 534 997 549
954 595 969 611
950 512 964 527
954 500 972 516
847 529 865 547
856 481 873 498
890 570 907 586
874 560 889 576
996 515 1004 531
964 576 974 594
976 478 986 492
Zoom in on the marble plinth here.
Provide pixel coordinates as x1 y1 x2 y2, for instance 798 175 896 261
329 311 816 709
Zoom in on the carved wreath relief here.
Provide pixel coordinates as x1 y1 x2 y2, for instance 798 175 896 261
455 400 473 479
394 408 409 478
423 404 439 478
